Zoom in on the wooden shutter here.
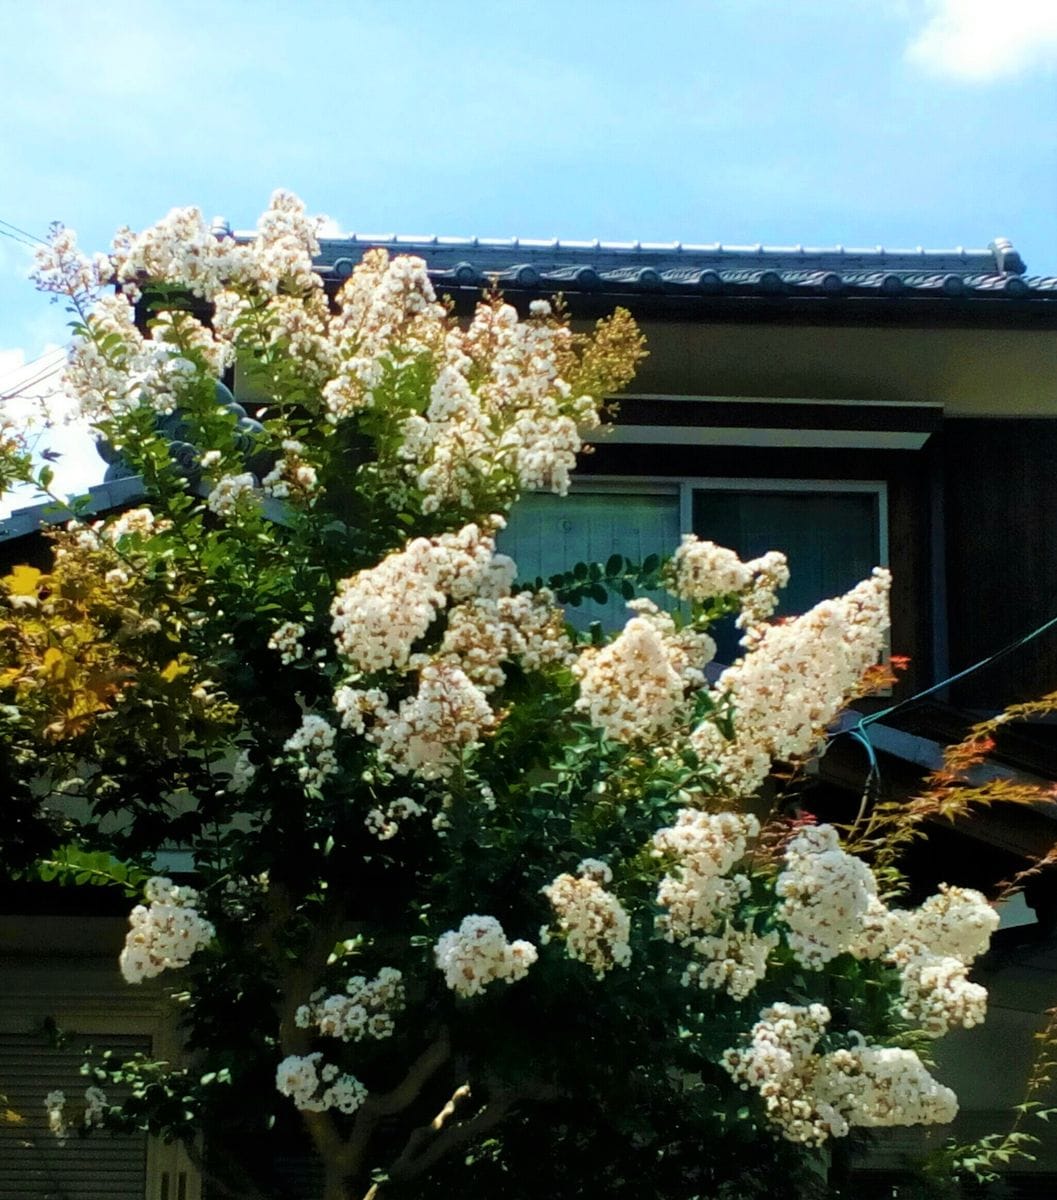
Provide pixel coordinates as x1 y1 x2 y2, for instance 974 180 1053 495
0 1031 149 1199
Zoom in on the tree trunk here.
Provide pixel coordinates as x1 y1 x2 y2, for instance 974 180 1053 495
321 1161 353 1200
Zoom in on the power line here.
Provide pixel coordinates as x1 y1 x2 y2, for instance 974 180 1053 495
0 217 47 246
0 359 66 404
0 346 65 389
0 225 38 252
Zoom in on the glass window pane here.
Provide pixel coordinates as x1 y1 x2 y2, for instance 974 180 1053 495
499 491 680 631
692 489 880 663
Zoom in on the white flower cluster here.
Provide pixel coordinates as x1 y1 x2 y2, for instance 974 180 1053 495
252 189 323 295
439 589 573 692
814 1044 958 1132
104 507 166 542
44 1089 67 1139
682 923 780 1001
664 536 789 620
119 876 214 984
721 1003 957 1145
228 746 257 794
849 883 998 1037
776 824 878 969
886 883 999 965
397 296 600 512
206 472 257 517
894 954 988 1036
330 523 500 675
333 685 389 735
573 600 715 743
275 1053 367 1114
32 223 112 307
365 795 426 840
690 569 891 797
261 438 319 499
652 810 759 942
110 191 320 305
295 967 405 1041
434 915 537 998
83 1086 108 1131
541 861 632 978
268 620 306 665
324 249 446 421
368 663 495 781
65 294 198 420
283 714 338 789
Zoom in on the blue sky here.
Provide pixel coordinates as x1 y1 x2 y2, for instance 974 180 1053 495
1 0 1056 506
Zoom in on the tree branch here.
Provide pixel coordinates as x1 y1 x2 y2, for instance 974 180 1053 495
339 1027 452 1175
387 1084 518 1184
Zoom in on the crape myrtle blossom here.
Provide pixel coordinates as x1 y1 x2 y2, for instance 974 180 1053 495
652 811 759 942
323 251 446 422
261 438 320 500
573 599 716 743
690 568 891 798
366 662 495 781
119 876 214 984
295 967 405 1042
397 294 606 512
776 824 879 969
365 795 427 840
664 536 790 624
268 620 306 665
275 1053 368 1115
110 190 320 304
283 714 338 789
541 859 633 977
206 472 258 518
848 883 998 1037
682 923 780 1001
329 522 502 675
439 589 573 692
435 915 538 998
722 1003 957 1145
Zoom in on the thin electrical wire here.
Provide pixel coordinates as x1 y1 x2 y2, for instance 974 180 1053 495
0 217 47 246
0 362 65 404
834 611 1057 812
0 225 38 251
0 346 65 388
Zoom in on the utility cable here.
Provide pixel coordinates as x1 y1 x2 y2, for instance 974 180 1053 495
834 612 1057 803
0 217 47 246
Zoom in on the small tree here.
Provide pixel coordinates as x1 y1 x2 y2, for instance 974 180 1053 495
0 192 1040 1199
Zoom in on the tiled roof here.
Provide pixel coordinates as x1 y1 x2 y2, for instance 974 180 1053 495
225 226 1057 299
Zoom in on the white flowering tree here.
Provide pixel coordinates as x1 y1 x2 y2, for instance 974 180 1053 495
0 192 1029 1200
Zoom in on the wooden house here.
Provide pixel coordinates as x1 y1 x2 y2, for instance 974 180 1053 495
2 230 1056 1198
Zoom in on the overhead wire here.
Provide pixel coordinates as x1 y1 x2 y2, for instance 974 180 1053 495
0 217 48 246
834 612 1057 811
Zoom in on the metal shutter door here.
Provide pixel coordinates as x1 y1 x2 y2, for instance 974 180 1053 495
0 1031 149 1199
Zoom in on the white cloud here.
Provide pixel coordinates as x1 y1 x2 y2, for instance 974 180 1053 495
0 346 103 518
906 0 1057 81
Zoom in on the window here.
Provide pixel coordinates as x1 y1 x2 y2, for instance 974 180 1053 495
500 478 887 659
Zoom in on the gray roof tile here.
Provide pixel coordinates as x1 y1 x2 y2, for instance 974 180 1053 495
286 231 1053 299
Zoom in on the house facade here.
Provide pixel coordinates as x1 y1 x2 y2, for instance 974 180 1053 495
2 231 1056 1198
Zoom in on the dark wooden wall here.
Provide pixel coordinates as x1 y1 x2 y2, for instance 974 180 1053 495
944 418 1057 708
